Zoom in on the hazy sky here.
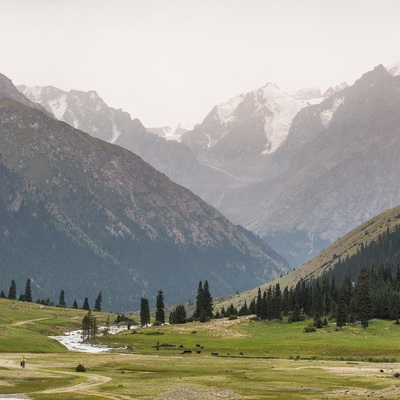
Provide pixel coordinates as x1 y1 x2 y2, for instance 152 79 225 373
2 0 400 127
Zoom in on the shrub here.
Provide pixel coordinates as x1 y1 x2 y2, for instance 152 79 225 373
228 315 238 320
76 364 86 372
303 325 317 333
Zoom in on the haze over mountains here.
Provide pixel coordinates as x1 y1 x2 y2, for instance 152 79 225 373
1 73 289 310
17 61 400 270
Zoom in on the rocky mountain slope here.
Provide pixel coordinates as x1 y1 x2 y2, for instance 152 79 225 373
0 76 289 310
219 65 400 266
18 84 233 205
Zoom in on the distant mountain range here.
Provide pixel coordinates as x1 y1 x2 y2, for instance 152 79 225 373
17 61 400 269
0 73 289 310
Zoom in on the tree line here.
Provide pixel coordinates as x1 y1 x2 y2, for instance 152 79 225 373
1 278 103 311
227 222 400 329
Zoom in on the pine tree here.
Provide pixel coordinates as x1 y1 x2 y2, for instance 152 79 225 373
256 288 262 319
24 278 32 302
0 290 6 298
72 299 78 309
81 310 98 343
273 283 282 320
59 290 66 307
82 297 90 310
336 290 347 329
8 280 16 300
194 281 204 319
140 298 150 326
169 304 187 324
155 290 165 324
203 280 213 318
94 291 102 311
354 268 372 328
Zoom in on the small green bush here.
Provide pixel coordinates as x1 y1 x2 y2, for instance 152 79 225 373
303 325 317 333
76 364 86 372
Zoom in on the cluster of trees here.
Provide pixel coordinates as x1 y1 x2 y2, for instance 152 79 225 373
169 280 213 324
228 222 400 329
1 278 103 312
231 264 400 329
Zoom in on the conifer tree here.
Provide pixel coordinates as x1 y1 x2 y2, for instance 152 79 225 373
94 291 102 311
155 290 165 324
59 290 66 307
273 283 282 320
256 288 262 319
82 297 90 310
24 278 32 302
203 280 213 318
8 280 16 300
0 290 6 298
354 268 372 328
140 298 150 326
194 281 204 319
72 299 78 309
336 290 347 329
81 310 98 343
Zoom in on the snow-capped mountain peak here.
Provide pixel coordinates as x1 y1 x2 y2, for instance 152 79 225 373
387 60 400 76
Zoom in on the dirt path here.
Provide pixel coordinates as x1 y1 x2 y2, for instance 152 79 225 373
0 356 134 400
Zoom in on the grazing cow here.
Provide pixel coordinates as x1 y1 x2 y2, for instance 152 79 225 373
211 352 219 356
196 350 201 354
182 350 192 354
196 344 201 347
239 352 243 356
179 345 184 348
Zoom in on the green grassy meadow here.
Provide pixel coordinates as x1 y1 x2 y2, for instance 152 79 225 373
2 298 400 399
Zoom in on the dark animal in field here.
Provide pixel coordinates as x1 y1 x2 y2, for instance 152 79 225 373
239 352 243 356
197 350 201 354
182 350 192 354
196 344 201 347
211 352 219 356
179 345 184 348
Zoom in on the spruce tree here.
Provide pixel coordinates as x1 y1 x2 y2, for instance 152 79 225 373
59 290 66 307
8 280 16 300
94 291 102 312
82 297 90 310
203 280 213 318
0 290 6 298
256 288 262 319
354 268 372 328
81 310 98 343
194 281 204 319
72 299 78 309
273 283 282 320
24 278 32 302
336 290 347 329
140 298 150 326
155 290 165 324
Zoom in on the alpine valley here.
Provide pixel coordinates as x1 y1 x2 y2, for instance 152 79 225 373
0 73 289 310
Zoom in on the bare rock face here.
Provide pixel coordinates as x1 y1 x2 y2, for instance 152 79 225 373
0 79 289 310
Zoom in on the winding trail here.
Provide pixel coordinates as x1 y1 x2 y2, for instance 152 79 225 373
0 356 134 400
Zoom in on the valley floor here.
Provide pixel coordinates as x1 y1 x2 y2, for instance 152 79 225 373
1 352 400 399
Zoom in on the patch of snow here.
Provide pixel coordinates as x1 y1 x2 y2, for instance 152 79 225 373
216 94 245 126
110 118 122 143
48 94 67 120
387 60 400 76
260 84 312 154
320 97 344 128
